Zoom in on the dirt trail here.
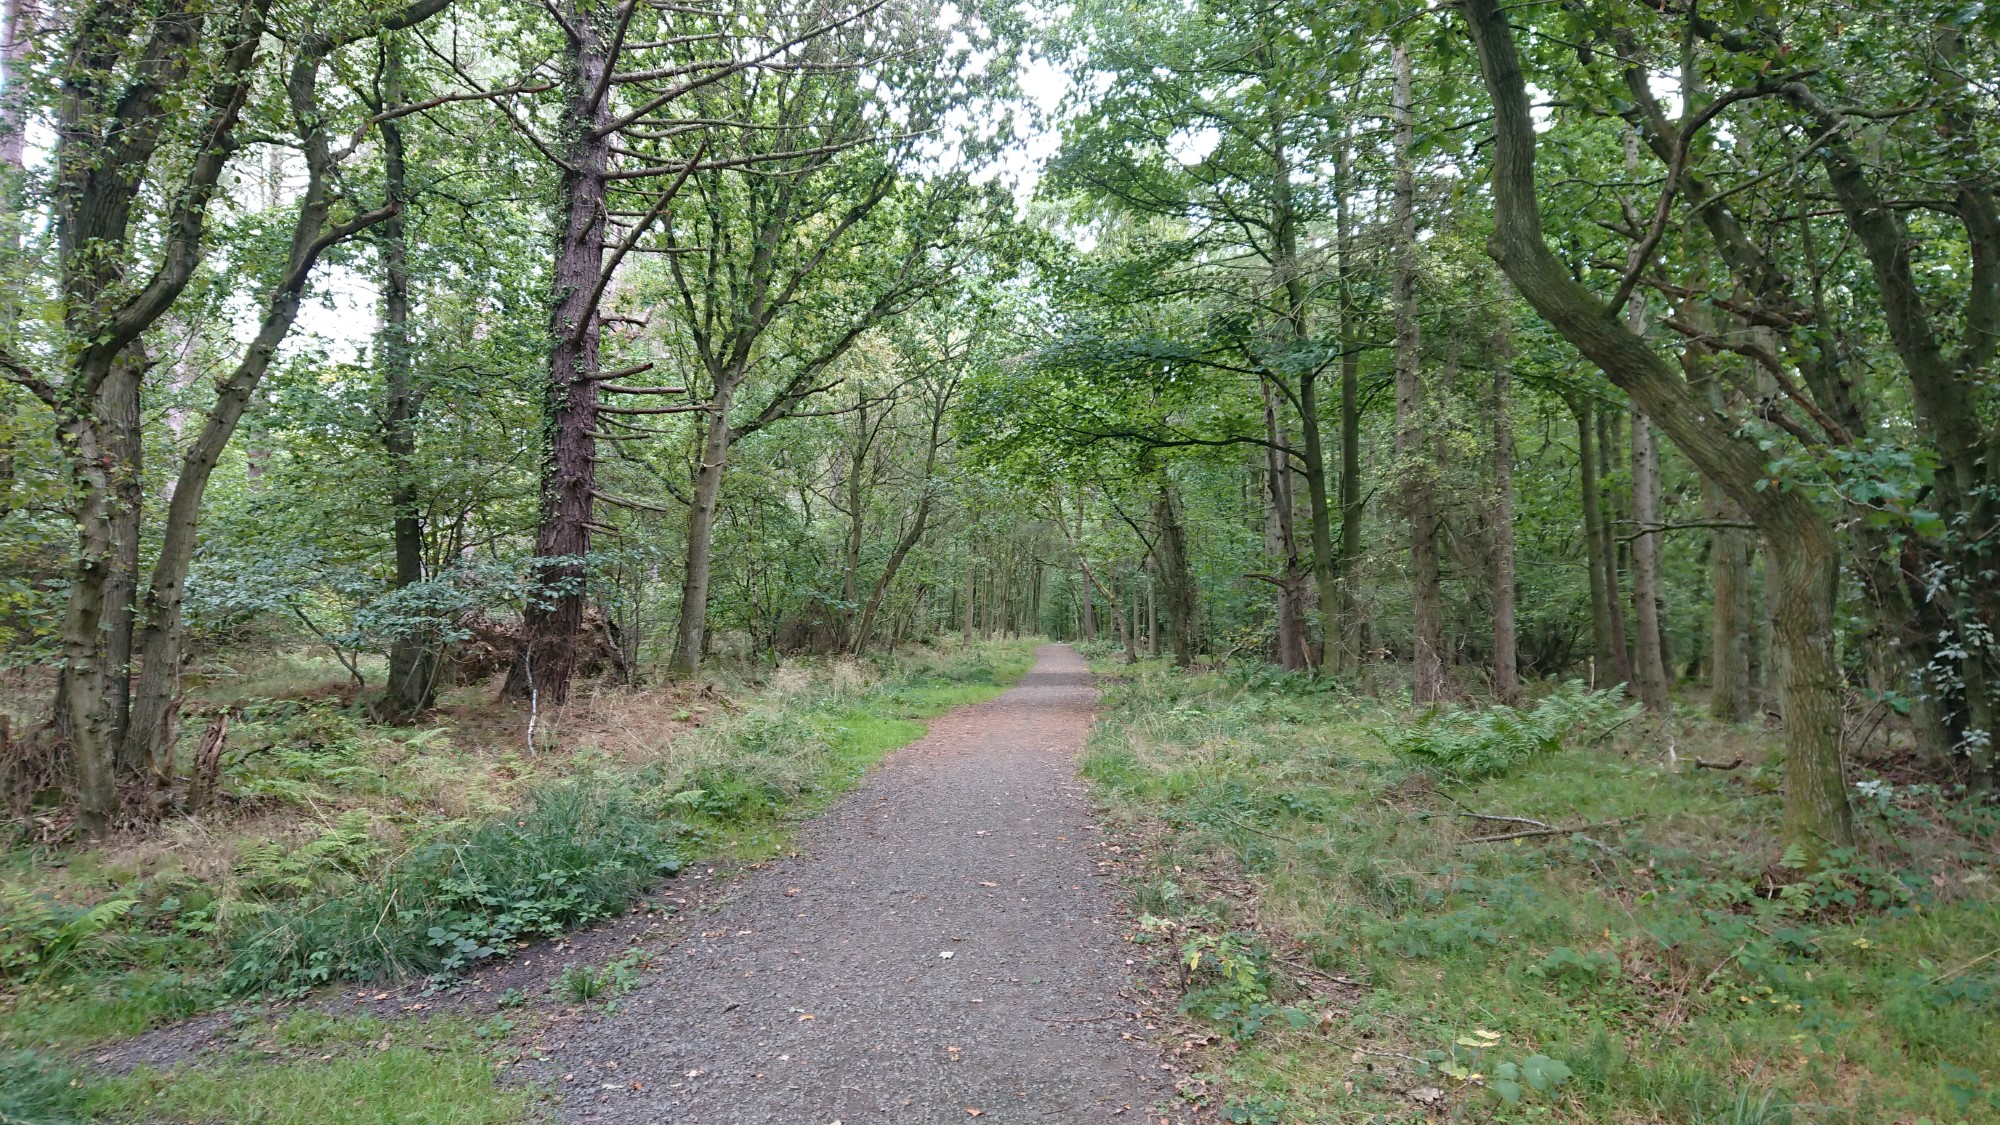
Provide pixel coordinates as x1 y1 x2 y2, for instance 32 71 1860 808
538 644 1189 1124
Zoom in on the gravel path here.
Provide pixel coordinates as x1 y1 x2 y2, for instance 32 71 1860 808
538 644 1189 1124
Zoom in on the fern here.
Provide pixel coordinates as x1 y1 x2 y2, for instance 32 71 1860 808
1377 683 1635 781
237 810 383 899
0 886 136 983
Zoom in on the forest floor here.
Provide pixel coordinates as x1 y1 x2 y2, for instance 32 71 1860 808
1079 654 2000 1125
10 643 1999 1124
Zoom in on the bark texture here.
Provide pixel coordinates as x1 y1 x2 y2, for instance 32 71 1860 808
509 0 615 702
378 36 439 722
1490 311 1518 704
1629 410 1670 710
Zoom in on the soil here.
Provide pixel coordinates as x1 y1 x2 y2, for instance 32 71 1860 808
523 644 1197 1123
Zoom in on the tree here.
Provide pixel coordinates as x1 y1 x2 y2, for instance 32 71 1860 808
1389 43 1445 705
1461 0 1854 852
1 0 453 833
645 6 1004 678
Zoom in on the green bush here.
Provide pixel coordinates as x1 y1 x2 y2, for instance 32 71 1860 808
0 886 136 985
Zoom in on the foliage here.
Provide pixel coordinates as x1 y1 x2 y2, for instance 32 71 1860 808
1179 931 1311 1042
1375 683 1637 781
222 778 680 995
0 888 136 985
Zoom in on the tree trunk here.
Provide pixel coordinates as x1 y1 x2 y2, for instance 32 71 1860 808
669 400 732 678
1267 111 1332 670
1125 574 1139 664
1391 45 1445 704
1573 397 1618 689
378 39 438 722
1262 379 1308 671
1334 125 1363 674
839 397 869 646
1153 485 1199 667
851 487 931 654
1031 559 1043 636
1630 410 1670 710
508 0 615 702
1490 309 1519 704
1706 476 1753 721
1596 408 1633 685
1146 578 1158 659
55 393 126 835
127 34 400 785
962 558 976 640
102 348 143 778
1464 0 1853 852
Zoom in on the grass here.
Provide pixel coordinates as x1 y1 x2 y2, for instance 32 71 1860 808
1082 659 2000 1125
0 638 1036 1117
88 1012 535 1125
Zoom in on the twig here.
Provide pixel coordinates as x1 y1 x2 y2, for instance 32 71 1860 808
1926 945 2000 987
1033 1012 1124 1023
1589 714 1638 747
1448 811 1556 830
1693 756 1744 771
1461 816 1637 845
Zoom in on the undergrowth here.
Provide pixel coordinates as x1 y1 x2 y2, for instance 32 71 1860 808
1084 659 2000 1124
0 638 1034 1114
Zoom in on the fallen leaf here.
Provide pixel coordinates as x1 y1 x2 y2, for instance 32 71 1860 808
1408 1086 1446 1105
966 1110 983 1117
797 1013 815 1021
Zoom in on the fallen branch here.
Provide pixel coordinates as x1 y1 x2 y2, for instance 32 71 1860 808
1449 811 1554 830
1589 713 1638 747
1693 756 1744 771
1461 816 1637 845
